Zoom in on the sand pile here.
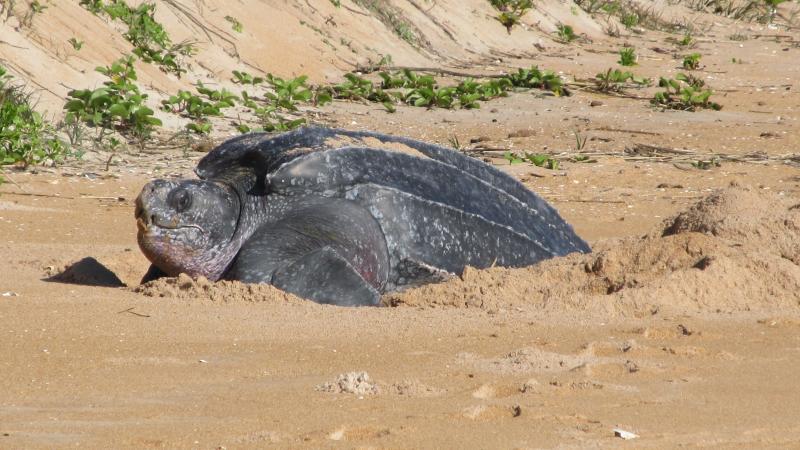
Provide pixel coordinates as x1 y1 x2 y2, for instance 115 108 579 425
316 372 445 397
134 273 305 305
316 372 380 395
386 185 800 317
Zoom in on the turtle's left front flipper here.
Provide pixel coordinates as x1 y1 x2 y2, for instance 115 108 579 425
271 246 381 307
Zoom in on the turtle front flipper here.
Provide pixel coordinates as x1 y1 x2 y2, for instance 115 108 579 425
271 246 381 306
224 196 390 306
140 264 168 284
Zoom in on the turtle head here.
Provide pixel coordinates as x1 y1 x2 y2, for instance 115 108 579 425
136 179 241 280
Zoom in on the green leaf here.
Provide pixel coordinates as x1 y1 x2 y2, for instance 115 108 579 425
134 106 154 117
526 153 548 166
382 101 396 113
107 103 129 117
63 99 86 112
89 88 110 102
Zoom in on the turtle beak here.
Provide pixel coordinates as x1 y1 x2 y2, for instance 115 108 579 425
134 193 145 219
135 180 168 232
135 195 149 232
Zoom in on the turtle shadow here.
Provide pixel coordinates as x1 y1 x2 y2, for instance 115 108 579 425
45 257 126 288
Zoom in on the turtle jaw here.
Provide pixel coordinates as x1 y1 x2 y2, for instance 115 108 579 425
137 226 217 279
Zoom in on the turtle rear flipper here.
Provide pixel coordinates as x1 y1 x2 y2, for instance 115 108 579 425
271 246 381 307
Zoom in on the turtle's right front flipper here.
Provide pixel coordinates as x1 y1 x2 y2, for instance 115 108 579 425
271 246 381 306
140 264 168 284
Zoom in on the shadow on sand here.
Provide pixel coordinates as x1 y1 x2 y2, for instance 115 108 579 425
45 257 126 288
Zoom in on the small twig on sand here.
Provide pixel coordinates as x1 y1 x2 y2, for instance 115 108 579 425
595 127 662 136
105 153 116 172
0 191 74 199
117 307 150 318
379 66 507 78
626 143 694 155
80 195 126 201
556 198 627 204
1 173 30 192
625 143 800 167
464 147 511 154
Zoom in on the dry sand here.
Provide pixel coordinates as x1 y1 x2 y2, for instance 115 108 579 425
2 0 800 448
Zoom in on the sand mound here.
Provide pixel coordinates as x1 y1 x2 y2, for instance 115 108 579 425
317 372 380 396
133 273 304 304
316 372 445 397
662 184 800 264
386 185 800 318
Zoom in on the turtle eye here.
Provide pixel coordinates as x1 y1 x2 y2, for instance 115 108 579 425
169 189 193 212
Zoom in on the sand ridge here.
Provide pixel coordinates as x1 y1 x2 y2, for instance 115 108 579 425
133 273 307 305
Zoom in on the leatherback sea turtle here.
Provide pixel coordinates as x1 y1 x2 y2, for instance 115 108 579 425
135 126 590 306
